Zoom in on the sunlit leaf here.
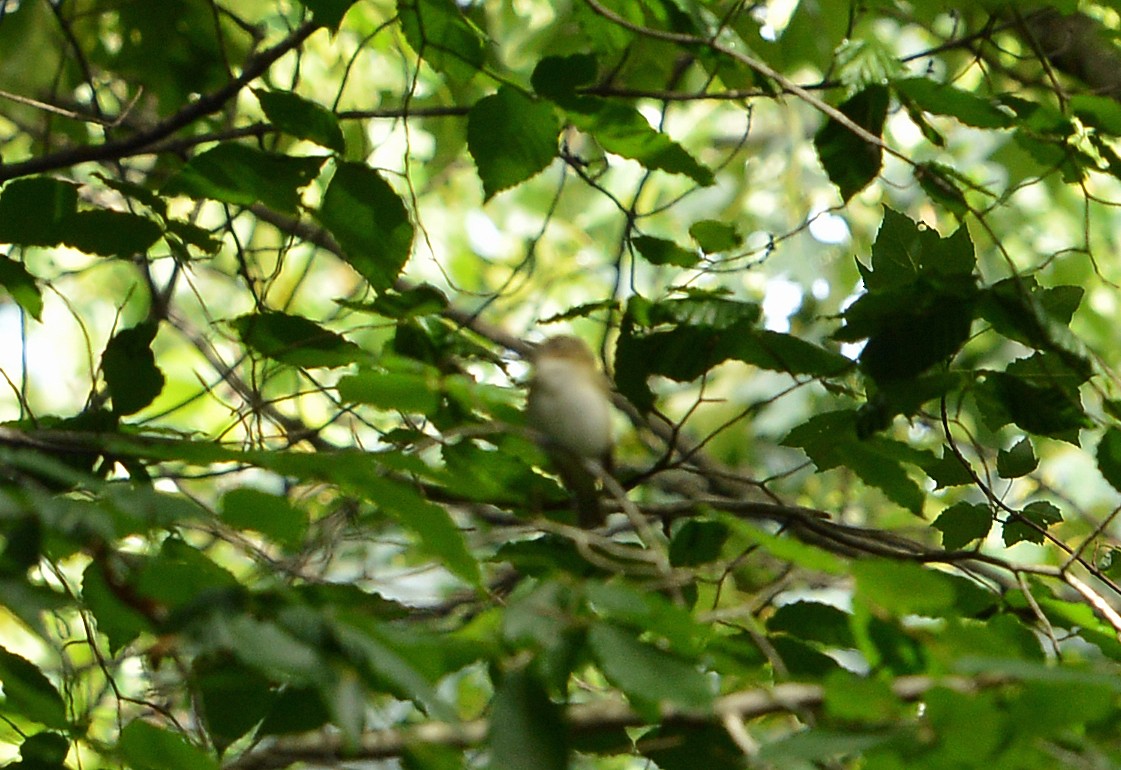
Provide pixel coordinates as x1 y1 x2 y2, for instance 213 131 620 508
231 311 364 369
255 89 345 152
468 86 559 200
316 162 414 289
119 719 220 770
162 143 325 213
220 488 307 547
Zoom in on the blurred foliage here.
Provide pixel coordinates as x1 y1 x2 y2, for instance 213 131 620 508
2 0 1121 768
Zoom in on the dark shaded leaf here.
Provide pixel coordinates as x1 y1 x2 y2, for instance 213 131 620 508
631 234 700 267
1003 501 1062 547
193 656 274 753
639 724 745 770
669 520 729 567
255 89 345 152
487 669 567 770
17 732 70 767
101 321 165 415
768 601 855 648
231 311 364 369
814 85 888 201
316 162 414 290
933 502 992 550
0 254 42 320
997 438 1038 479
65 210 162 257
1098 427 1121 494
297 0 357 28
162 143 325 213
531 53 597 100
0 177 78 246
468 86 559 200
0 645 68 728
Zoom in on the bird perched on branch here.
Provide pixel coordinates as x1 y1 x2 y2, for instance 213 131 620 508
526 335 614 527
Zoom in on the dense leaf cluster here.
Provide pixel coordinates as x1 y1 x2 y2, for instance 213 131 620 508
2 1 1121 769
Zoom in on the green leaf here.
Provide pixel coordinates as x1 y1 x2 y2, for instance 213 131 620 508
337 368 441 415
0 177 78 246
193 657 274 754
566 99 714 186
894 77 1013 129
217 614 327 685
823 671 900 722
768 601 855 648
997 438 1038 479
853 560 957 617
397 0 485 81
119 719 220 770
315 162 414 290
587 622 712 717
977 369 1090 440
81 561 151 654
17 732 70 767
814 85 889 201
1002 501 1062 547
631 234 700 267
668 519 729 567
863 208 976 289
733 329 852 378
357 476 480 585
255 89 345 153
0 645 69 728
722 518 846 575
220 488 307 547
468 86 559 200
0 254 42 320
487 669 567 770
688 220 742 254
1098 427 1121 493
782 411 926 514
162 143 325 213
231 311 364 369
933 502 992 550
64 210 162 257
531 53 598 100
101 321 165 416
297 0 357 28
639 724 746 770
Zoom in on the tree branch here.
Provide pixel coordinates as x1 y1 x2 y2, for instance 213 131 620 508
0 20 320 183
224 673 1009 769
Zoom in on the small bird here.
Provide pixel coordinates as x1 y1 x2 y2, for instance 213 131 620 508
526 335 614 527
